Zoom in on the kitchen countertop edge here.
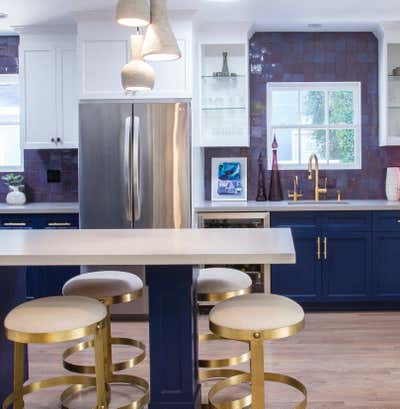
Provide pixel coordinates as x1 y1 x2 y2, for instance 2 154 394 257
194 200 400 213
0 202 79 214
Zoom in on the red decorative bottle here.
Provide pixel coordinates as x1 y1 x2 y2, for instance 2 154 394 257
268 135 283 201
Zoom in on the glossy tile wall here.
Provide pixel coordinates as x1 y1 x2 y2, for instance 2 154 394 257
0 36 18 74
0 150 78 203
204 32 400 200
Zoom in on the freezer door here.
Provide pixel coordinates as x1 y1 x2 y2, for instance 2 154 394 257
133 102 191 229
79 103 133 229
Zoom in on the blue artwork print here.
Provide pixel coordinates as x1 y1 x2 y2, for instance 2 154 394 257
218 162 243 195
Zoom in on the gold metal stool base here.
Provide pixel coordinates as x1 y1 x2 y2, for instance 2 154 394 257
208 371 307 409
199 333 250 369
63 337 146 374
60 374 149 409
199 369 247 409
2 375 105 409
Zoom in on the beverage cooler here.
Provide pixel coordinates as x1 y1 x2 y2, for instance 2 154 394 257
197 212 271 294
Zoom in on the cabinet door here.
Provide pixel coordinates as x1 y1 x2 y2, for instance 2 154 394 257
272 230 322 301
373 232 400 298
27 214 79 299
80 38 190 100
322 232 372 300
57 48 78 148
22 47 57 148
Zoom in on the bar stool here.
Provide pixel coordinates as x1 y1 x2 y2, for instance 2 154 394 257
61 271 149 409
197 268 252 383
2 296 109 409
208 294 307 409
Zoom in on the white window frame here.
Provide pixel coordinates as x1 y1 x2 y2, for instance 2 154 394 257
0 74 23 172
266 82 362 170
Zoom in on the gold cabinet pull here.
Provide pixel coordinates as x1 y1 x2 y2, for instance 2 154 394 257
47 222 72 227
3 222 27 227
324 237 328 260
317 237 321 260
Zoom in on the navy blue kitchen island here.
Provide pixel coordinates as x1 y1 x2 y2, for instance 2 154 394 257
0 228 295 408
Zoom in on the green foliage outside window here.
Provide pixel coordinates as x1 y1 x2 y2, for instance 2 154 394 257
303 90 355 164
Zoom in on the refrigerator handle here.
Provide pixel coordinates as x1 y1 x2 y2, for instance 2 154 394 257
124 116 133 223
133 116 141 222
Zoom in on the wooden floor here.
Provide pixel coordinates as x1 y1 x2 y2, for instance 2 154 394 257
22 312 400 408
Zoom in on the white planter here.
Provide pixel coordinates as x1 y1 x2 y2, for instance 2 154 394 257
386 167 400 201
6 186 26 206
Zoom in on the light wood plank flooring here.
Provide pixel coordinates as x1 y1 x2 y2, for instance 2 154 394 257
20 312 400 408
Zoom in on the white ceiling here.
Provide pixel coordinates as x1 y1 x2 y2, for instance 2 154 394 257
1 0 400 33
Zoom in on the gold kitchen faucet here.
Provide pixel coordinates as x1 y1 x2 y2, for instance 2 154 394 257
308 154 327 201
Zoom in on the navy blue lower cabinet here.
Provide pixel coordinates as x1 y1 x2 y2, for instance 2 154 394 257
272 230 322 301
271 211 374 308
373 232 400 298
0 267 27 404
321 232 372 300
0 213 79 299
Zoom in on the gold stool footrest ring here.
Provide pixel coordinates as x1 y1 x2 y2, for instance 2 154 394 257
199 333 250 369
61 374 149 409
199 370 247 409
2 375 102 409
63 337 146 374
208 372 308 409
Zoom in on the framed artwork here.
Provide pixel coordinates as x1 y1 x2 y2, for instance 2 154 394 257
211 157 247 201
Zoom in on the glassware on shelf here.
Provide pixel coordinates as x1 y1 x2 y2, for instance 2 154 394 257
221 52 230 76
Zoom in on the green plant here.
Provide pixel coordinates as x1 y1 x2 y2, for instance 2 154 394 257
2 173 24 187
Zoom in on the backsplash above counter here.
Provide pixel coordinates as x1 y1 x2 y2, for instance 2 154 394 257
0 150 78 203
204 32 400 201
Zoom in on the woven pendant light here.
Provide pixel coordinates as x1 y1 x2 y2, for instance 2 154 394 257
121 33 155 92
142 0 181 62
116 0 150 27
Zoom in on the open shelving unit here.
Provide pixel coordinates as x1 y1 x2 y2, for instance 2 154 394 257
387 44 400 141
199 43 249 147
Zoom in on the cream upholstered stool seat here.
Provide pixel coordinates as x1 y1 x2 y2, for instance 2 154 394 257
63 271 143 302
197 268 253 408
2 296 109 409
62 271 149 409
208 294 307 409
197 268 253 301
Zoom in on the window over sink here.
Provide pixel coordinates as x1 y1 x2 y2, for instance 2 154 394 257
266 82 361 170
0 74 23 172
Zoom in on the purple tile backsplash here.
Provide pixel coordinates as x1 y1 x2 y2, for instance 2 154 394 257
0 150 78 203
204 32 400 201
0 36 18 74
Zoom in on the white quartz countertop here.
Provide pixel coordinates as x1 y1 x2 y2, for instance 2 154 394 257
0 228 295 266
0 202 79 214
194 200 400 213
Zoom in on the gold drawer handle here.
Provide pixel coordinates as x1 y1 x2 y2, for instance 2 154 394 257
317 237 321 260
324 237 328 260
3 222 27 227
47 222 72 227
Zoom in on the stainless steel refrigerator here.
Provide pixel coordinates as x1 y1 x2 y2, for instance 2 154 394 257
79 101 191 317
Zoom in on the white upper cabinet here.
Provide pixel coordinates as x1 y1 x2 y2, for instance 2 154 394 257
379 23 400 146
195 23 251 147
76 13 193 100
17 27 78 149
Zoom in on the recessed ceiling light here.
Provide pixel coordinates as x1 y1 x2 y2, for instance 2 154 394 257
0 12 8 19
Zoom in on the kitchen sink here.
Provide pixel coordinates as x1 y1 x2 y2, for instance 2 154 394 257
287 200 350 205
